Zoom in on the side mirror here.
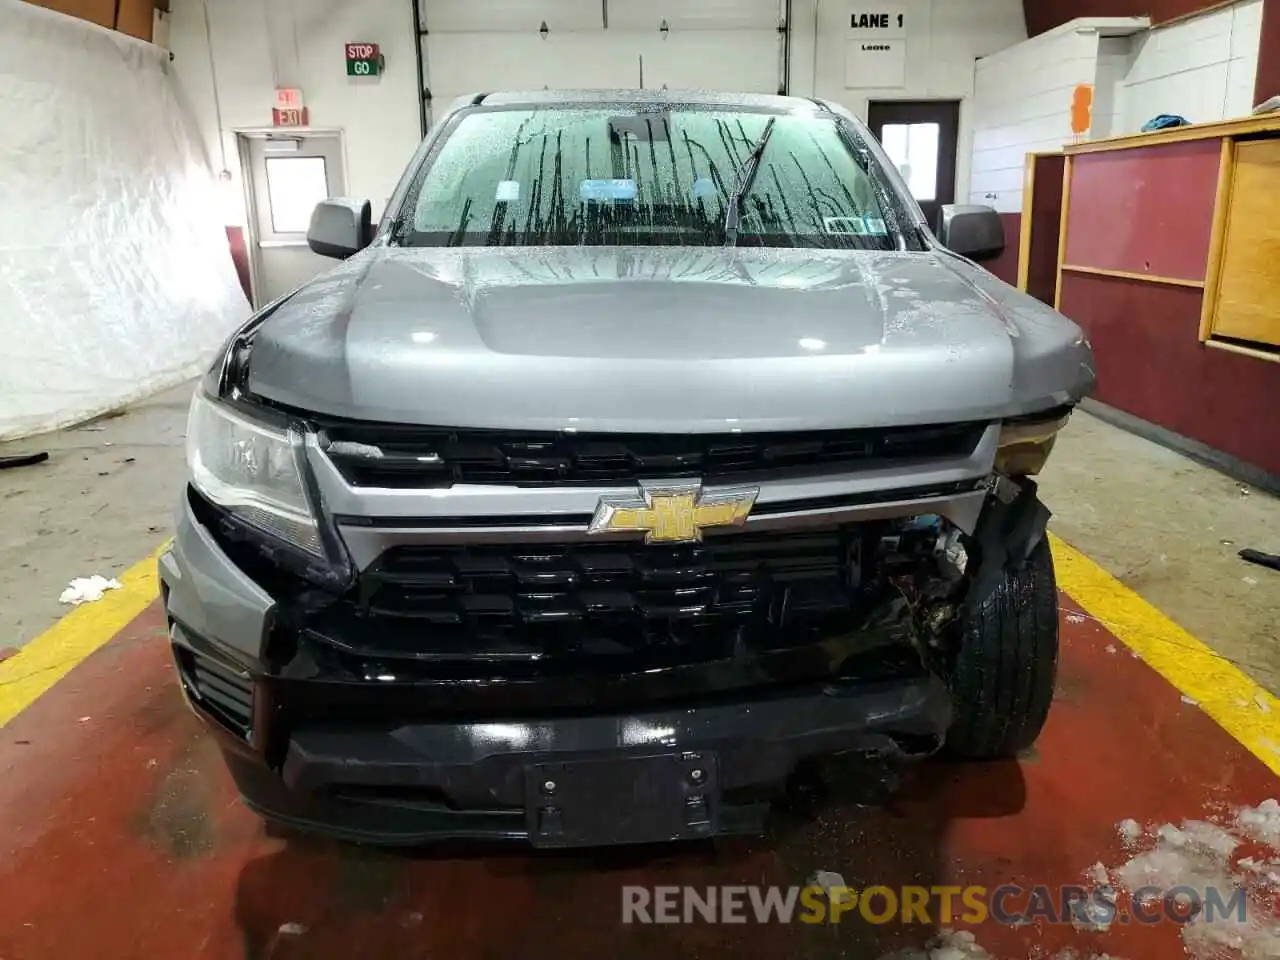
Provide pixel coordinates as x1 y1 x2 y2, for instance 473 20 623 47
307 198 373 260
937 204 1005 261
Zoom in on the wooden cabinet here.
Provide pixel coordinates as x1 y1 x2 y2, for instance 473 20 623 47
1209 139 1280 350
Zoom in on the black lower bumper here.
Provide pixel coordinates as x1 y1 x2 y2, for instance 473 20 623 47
208 675 951 847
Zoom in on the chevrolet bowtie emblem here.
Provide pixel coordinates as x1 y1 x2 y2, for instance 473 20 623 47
587 482 759 544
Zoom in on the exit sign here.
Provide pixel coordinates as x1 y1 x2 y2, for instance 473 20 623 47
272 107 308 127
345 42 381 76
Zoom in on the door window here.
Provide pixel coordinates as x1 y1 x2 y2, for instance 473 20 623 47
866 101 959 230
878 123 940 202
265 156 330 234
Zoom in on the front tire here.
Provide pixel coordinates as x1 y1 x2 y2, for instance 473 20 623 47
944 536 1059 759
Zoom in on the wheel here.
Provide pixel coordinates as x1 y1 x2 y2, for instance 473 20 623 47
944 536 1059 759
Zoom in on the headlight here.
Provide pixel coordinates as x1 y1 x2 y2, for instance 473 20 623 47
186 391 322 555
995 411 1071 476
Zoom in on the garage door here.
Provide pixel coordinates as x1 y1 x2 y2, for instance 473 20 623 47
419 0 786 131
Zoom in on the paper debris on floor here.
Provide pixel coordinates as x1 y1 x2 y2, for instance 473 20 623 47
58 575 122 605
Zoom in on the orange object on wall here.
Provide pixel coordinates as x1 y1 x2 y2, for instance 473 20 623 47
1070 85 1093 136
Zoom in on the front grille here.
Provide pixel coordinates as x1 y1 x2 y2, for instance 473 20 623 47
318 421 987 488
312 526 885 664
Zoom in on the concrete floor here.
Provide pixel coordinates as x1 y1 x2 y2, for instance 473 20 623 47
2 388 1278 694
1040 415 1280 695
0 383 189 654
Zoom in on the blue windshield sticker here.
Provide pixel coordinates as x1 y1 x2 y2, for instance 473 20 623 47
495 180 520 202
863 217 888 236
691 177 717 199
580 178 638 202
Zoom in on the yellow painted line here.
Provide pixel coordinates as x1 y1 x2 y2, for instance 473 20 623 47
1051 532 1280 777
0 542 168 728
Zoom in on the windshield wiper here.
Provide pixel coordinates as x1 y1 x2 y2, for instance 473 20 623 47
389 208 413 246
723 117 776 247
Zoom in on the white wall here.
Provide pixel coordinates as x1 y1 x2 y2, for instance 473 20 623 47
967 1 1264 215
1113 0 1263 133
1091 37 1130 140
168 0 420 225
968 23 1116 212
790 0 1027 207
421 0 784 116
168 0 1033 227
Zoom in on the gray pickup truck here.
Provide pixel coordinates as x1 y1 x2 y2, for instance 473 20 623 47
160 90 1094 847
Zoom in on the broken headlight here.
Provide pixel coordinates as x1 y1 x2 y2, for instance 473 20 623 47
995 411 1071 476
186 391 322 555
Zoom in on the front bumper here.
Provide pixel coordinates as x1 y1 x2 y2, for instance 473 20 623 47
193 658 950 846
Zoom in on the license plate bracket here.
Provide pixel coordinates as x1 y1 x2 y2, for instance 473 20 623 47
525 751 718 848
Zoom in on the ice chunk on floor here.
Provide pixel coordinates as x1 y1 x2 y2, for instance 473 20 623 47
1110 811 1280 960
808 869 847 895
1181 910 1280 959
1236 799 1280 846
1116 818 1145 846
1085 861 1110 885
1115 821 1237 892
875 929 991 960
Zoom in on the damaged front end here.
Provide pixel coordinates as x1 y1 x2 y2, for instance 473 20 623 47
176 462 1054 752
162 375 1066 842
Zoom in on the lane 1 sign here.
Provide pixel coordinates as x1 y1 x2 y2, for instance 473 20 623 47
345 42 381 77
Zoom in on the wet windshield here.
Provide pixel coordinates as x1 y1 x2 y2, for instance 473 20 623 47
395 106 914 250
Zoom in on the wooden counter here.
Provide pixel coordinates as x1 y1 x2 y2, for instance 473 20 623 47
1052 113 1280 483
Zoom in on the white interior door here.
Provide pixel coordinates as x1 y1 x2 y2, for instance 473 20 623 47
244 133 346 305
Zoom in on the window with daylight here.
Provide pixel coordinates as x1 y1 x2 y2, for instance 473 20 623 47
879 122 940 203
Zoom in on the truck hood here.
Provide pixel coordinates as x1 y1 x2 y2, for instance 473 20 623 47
246 246 1094 432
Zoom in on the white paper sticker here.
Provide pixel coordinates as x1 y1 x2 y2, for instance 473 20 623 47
495 180 520 202
844 38 907 88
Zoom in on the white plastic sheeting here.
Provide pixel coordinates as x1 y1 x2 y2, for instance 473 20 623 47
0 0 249 440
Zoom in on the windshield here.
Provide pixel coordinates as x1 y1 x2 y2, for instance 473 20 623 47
394 106 915 250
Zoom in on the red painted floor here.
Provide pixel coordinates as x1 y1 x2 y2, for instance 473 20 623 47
0 597 1276 960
